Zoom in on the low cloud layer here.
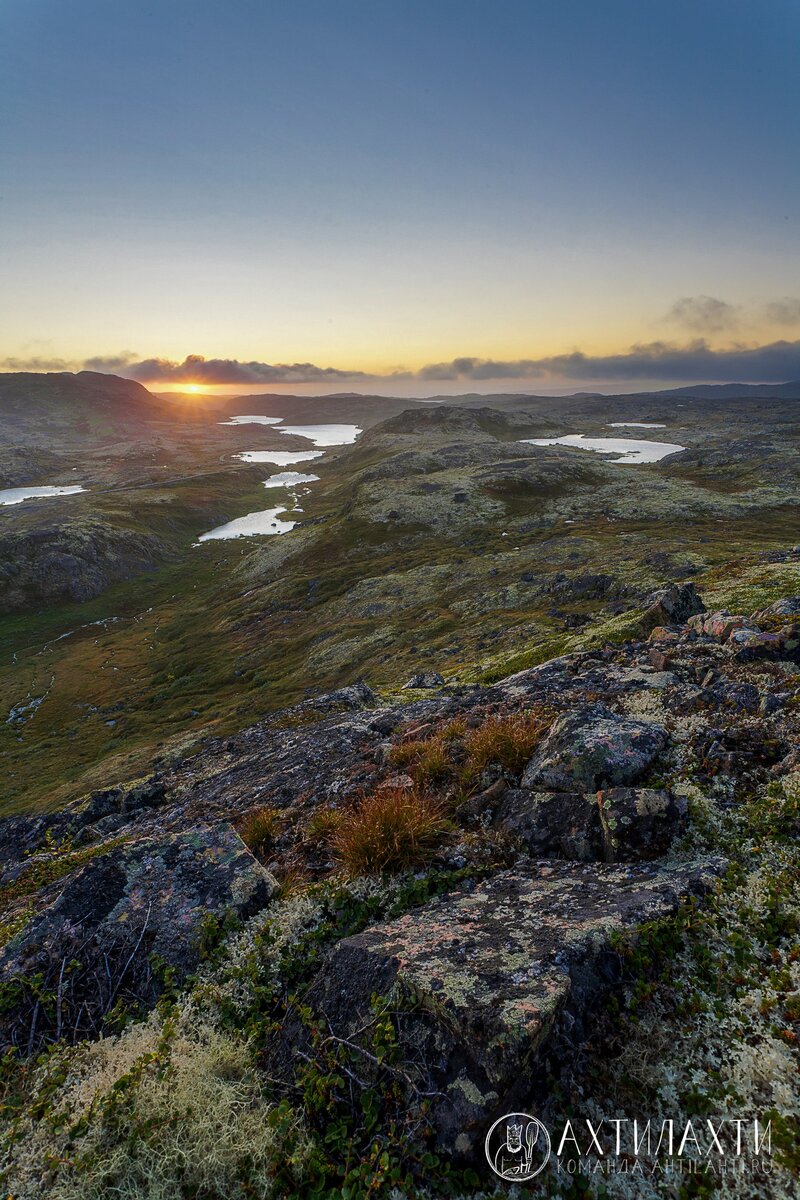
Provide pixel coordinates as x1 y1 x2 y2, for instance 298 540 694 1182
3 337 800 389
121 354 371 385
417 339 800 383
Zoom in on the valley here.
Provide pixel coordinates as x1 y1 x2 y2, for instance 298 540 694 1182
1 374 799 817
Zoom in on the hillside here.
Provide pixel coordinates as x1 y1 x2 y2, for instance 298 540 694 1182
1 373 800 1194
0 579 798 1195
0 371 175 446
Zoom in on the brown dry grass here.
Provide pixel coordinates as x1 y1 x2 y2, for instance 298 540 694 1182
330 786 450 876
237 805 281 855
388 735 453 785
461 710 551 780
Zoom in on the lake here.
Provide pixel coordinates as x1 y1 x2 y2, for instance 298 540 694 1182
236 450 325 466
0 485 86 506
199 421 360 541
262 471 320 488
220 416 362 446
198 506 296 541
278 423 361 446
521 433 686 465
219 415 283 426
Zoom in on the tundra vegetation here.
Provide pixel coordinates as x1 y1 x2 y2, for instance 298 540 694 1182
0 374 798 1197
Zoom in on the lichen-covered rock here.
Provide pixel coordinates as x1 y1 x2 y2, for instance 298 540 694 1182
521 705 668 793
728 626 800 662
641 581 705 632
0 827 276 1052
687 610 750 639
311 859 722 1157
403 672 446 689
647 624 684 643
598 787 687 861
752 596 800 624
493 789 602 859
494 786 685 863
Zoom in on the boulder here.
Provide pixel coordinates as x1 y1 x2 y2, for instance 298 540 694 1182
521 705 668 793
310 859 722 1158
402 672 446 689
598 787 687 861
493 786 685 863
687 611 750 639
641 581 705 633
492 789 602 859
647 625 683 643
0 827 277 1052
727 626 800 662
752 596 800 624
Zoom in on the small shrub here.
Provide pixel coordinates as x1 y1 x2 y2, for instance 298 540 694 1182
237 806 280 855
330 787 450 876
462 710 551 780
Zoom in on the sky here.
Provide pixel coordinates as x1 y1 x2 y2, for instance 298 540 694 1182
1 0 799 396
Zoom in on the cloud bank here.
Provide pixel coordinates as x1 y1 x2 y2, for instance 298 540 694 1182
120 354 371 385
4 329 800 389
415 339 800 383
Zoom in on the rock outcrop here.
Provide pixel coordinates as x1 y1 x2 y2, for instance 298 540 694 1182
311 858 722 1157
3 579 800 1145
0 827 276 1052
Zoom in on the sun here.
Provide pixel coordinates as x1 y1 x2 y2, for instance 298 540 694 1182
185 384 202 394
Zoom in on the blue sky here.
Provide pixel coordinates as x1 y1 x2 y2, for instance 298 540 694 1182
2 0 799 393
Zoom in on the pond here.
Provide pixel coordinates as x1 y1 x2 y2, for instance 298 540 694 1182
278 423 361 446
0 485 86 506
606 422 667 429
199 421 361 541
235 450 325 466
197 506 297 541
220 415 361 446
521 433 685 465
218 415 284 426
262 471 320 488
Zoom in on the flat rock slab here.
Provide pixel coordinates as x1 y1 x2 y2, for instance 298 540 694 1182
315 858 721 1156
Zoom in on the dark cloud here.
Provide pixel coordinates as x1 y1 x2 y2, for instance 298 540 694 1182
418 357 546 381
416 339 800 383
82 351 138 371
664 295 739 334
764 297 800 326
121 354 370 384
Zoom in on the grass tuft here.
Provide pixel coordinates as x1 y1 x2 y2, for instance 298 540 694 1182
461 710 551 781
237 806 281 856
388 735 453 784
330 787 450 876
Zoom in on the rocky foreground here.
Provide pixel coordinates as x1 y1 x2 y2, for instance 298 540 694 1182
1 582 799 1196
